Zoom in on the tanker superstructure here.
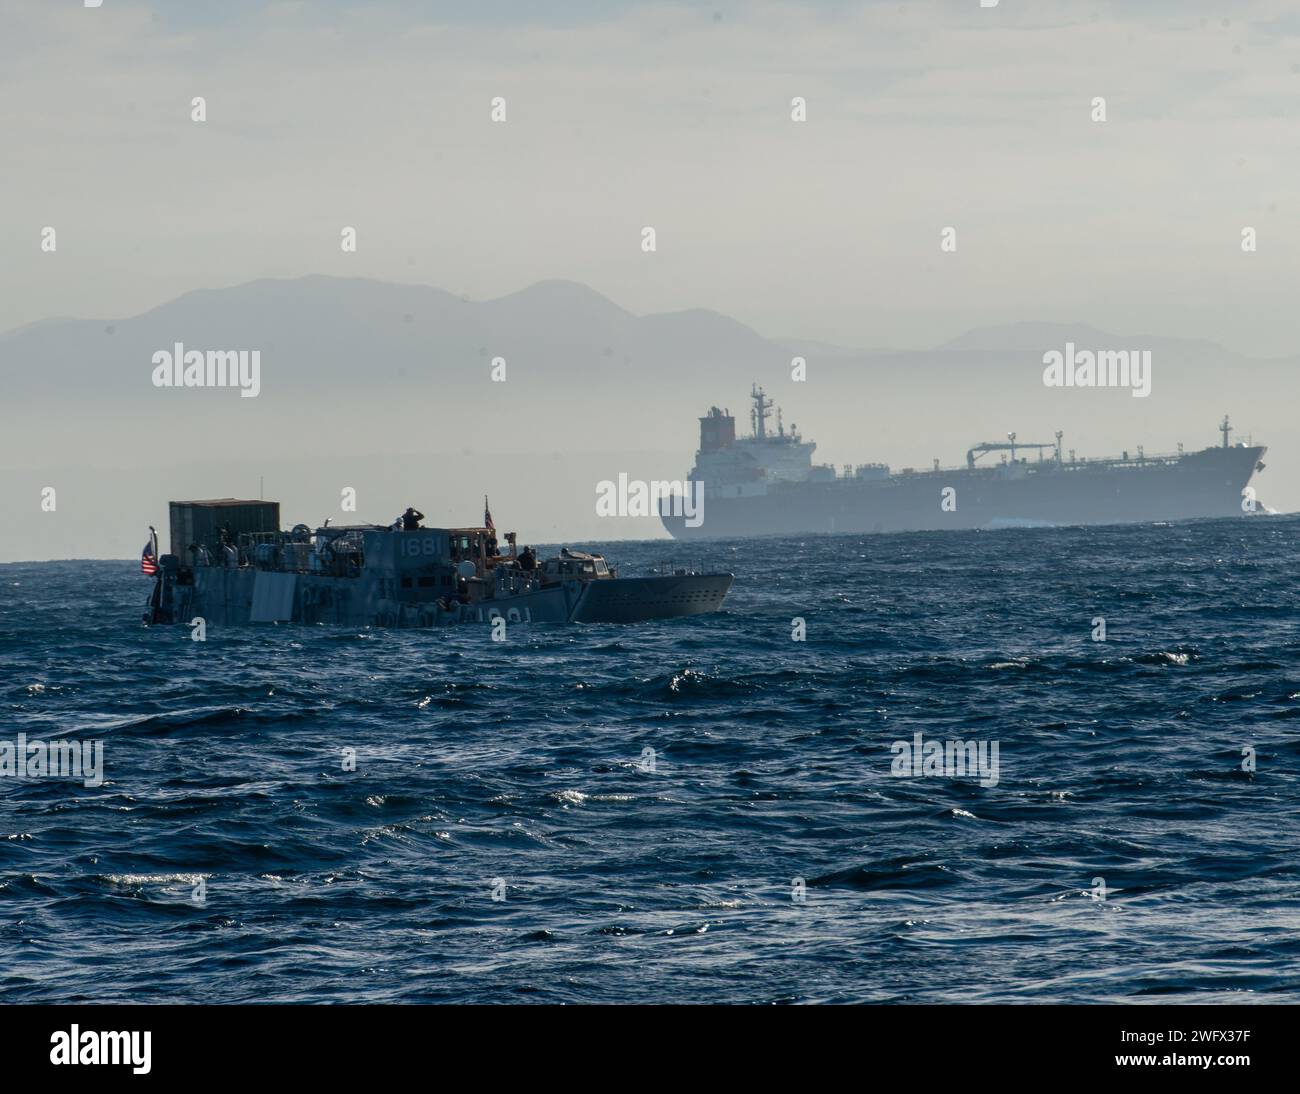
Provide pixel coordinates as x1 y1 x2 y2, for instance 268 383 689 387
661 385 1269 538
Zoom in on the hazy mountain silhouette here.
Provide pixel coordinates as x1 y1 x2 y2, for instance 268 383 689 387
1 275 786 402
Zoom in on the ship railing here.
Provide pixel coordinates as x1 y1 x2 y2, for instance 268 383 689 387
1065 451 1183 469
492 568 544 596
650 559 711 577
887 449 1190 477
219 530 367 575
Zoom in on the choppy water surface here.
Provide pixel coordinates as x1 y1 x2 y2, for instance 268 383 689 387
3 518 1299 1003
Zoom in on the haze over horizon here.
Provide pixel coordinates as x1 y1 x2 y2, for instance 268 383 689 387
3 1 1298 355
1 271 1290 362
2 1 1296 562
2 270 1295 562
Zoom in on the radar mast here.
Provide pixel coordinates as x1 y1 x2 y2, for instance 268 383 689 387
750 383 774 439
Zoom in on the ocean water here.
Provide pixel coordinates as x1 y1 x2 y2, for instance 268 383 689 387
3 517 1299 1004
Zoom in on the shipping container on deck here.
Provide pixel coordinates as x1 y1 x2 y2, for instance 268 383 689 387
169 499 280 558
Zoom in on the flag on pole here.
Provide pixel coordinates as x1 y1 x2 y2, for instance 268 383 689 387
484 496 495 531
141 540 159 575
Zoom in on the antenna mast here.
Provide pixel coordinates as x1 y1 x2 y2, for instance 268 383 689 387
750 383 773 439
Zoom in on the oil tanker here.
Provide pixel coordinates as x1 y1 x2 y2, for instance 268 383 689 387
660 386 1269 539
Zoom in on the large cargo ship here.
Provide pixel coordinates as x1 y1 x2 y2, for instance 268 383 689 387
660 386 1270 539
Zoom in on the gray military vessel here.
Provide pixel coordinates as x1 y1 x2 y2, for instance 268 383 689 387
144 499 732 627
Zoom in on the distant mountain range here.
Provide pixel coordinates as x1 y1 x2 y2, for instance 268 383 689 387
1 276 1295 562
5 275 1279 387
1 276 782 403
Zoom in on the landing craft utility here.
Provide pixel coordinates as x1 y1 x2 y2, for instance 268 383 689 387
143 499 732 627
660 385 1270 538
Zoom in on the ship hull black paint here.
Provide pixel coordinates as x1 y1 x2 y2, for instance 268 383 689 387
663 446 1267 538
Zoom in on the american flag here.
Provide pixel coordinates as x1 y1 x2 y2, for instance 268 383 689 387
141 540 159 575
484 496 494 531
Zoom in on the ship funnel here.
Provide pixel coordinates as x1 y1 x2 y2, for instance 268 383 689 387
699 405 735 452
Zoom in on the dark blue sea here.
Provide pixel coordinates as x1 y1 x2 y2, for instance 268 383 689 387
3 517 1299 1004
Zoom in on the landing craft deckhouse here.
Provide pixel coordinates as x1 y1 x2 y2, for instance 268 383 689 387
660 386 1270 538
144 499 732 627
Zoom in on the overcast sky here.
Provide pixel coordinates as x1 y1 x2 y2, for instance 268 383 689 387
2 0 1297 355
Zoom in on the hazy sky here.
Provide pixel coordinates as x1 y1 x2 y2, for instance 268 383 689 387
3 0 1297 354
